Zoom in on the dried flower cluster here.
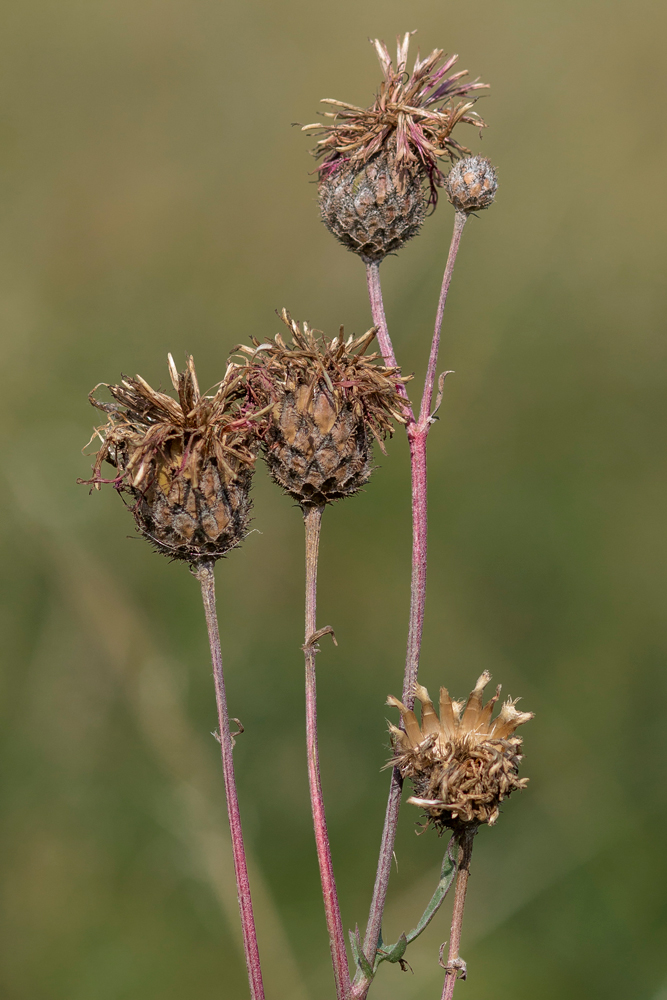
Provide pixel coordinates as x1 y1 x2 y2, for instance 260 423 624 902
388 673 533 831
234 309 409 506
83 356 262 563
305 34 488 262
306 33 487 194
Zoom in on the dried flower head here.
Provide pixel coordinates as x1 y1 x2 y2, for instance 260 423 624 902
234 309 410 507
445 155 498 213
387 673 533 832
303 33 488 262
82 355 262 564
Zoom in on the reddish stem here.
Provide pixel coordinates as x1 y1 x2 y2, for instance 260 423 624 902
419 211 468 426
197 562 265 1000
303 504 351 1000
359 215 467 989
441 828 476 1000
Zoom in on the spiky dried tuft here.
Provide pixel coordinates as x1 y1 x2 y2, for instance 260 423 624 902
303 32 487 204
82 355 263 564
387 673 533 832
234 309 410 507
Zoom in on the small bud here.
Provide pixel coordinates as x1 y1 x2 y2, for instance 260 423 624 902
82 356 259 565
304 33 489 259
445 156 498 213
387 672 532 832
235 309 410 507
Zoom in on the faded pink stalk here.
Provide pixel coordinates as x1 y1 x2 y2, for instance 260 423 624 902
197 562 266 1000
359 211 469 982
303 505 351 1000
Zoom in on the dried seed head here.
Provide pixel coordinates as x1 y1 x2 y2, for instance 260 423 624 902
318 141 426 263
387 672 533 833
445 156 497 213
303 33 488 259
234 309 410 507
81 355 261 565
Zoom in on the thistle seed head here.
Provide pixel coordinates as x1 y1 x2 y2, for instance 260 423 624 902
234 309 410 507
82 355 261 565
445 156 498 213
387 672 533 833
303 33 488 259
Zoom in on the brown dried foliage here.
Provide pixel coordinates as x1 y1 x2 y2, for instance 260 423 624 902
234 309 410 506
388 673 533 832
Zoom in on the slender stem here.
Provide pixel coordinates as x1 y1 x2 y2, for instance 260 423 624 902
359 215 468 988
441 828 476 1000
196 561 265 1000
418 211 467 427
365 261 415 420
303 504 350 1000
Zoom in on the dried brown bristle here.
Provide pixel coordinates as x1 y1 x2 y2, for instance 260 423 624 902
303 33 488 258
81 355 263 564
387 673 533 832
234 309 410 507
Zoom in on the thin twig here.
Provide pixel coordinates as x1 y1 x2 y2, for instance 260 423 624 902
359 213 468 989
418 211 467 428
196 561 265 1000
440 827 477 1000
303 504 351 1000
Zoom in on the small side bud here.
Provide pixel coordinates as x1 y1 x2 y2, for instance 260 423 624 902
445 156 498 213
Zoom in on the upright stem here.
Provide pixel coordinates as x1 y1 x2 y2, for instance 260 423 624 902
441 828 476 1000
303 505 350 1000
359 215 468 985
197 562 265 1000
365 262 415 419
419 211 468 425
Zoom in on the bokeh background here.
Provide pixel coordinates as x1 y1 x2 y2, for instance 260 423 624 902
1 0 666 997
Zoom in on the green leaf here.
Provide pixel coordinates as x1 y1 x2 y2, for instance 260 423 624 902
374 933 407 972
373 838 458 970
349 926 374 980
405 841 458 944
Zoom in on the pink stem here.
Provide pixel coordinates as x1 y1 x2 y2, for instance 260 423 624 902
440 828 476 1000
419 211 468 425
303 505 351 1000
197 562 265 1000
365 263 415 421
358 216 468 991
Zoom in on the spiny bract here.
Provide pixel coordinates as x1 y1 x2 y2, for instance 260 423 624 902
234 309 409 507
388 672 533 832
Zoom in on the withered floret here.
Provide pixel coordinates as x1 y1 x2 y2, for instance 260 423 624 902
303 33 488 261
83 355 262 564
387 672 533 832
235 309 409 507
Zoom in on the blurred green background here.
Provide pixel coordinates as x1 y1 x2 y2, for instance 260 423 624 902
1 0 666 997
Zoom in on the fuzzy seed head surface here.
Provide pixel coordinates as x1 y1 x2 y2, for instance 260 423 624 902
234 309 410 507
445 156 498 213
83 356 261 564
318 143 426 262
303 32 488 212
387 672 533 832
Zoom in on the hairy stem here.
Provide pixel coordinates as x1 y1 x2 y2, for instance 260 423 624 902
360 215 468 987
303 504 350 1000
441 827 476 1000
197 561 265 1000
418 211 468 425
